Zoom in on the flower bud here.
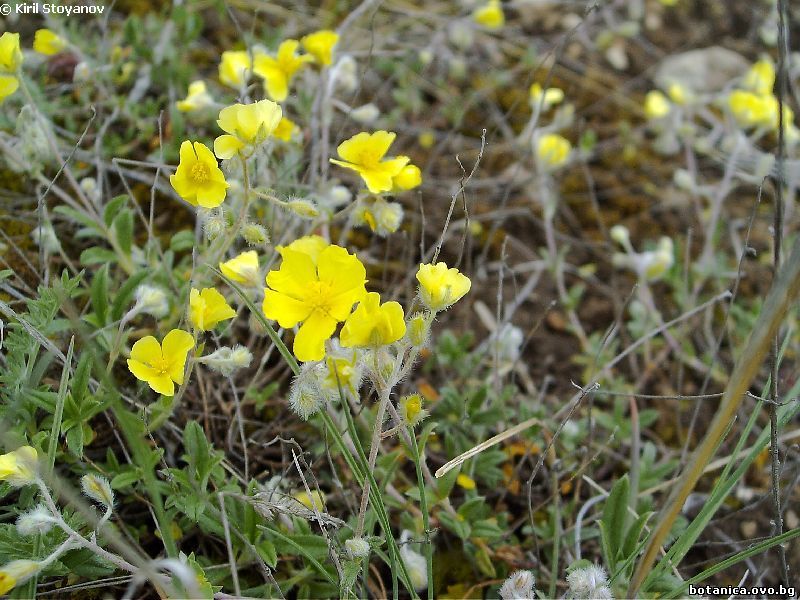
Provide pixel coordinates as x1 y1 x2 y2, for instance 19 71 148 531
609 225 630 247
398 394 428 428
134 284 169 318
448 21 474 50
499 570 536 600
287 199 320 219
288 364 326 420
0 560 40 595
350 103 380 125
198 346 253 377
399 531 427 592
81 473 114 507
203 210 227 242
16 505 56 537
30 224 61 254
241 222 269 246
345 537 371 559
0 446 39 488
406 313 431 347
566 564 612 599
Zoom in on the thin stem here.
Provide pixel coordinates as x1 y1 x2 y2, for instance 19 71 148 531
409 431 434 599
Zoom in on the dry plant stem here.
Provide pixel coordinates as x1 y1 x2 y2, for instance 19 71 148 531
354 380 392 539
770 0 790 585
543 211 588 349
628 231 800 596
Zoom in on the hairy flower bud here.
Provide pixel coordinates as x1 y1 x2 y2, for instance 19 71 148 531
16 505 56 537
81 473 114 508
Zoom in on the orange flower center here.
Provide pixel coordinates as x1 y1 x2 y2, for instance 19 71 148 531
190 161 210 184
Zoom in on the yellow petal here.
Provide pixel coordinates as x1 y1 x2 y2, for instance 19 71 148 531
127 358 162 384
162 329 194 384
262 289 312 328
130 336 163 366
293 311 338 362
0 75 19 103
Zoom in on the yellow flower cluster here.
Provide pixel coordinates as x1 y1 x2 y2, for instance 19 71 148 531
331 130 422 194
217 30 339 100
727 58 797 137
536 133 572 171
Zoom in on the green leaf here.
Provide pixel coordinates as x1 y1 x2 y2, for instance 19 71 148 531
80 247 117 266
113 208 134 256
54 206 102 235
103 195 128 227
90 264 110 326
601 475 630 564
170 230 196 252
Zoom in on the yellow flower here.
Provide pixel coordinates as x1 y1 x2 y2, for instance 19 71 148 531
535 133 571 170
126 329 194 396
262 243 367 362
189 288 237 331
354 197 403 236
341 292 406 348
644 90 670 119
0 446 38 487
330 131 410 194
321 349 361 395
176 81 214 113
473 0 505 30
667 82 690 105
743 58 775 95
170 141 229 208
33 29 67 56
456 473 477 490
273 116 298 142
0 560 40 595
529 82 564 111
0 75 19 103
253 39 313 102
0 33 22 73
214 100 283 159
416 262 471 311
728 90 778 129
218 50 252 88
399 393 427 427
301 30 339 67
220 251 261 287
392 163 422 191
293 489 325 511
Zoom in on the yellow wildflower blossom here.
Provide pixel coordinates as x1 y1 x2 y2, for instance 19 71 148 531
473 0 505 30
743 58 775 95
644 90 671 119
0 446 39 487
301 30 339 67
170 141 229 208
728 90 777 129
456 473 477 490
253 39 313 102
33 29 67 55
214 100 283 159
0 33 22 73
262 243 367 362
529 82 564 111
330 131 410 193
219 251 261 287
0 560 40 595
399 393 428 427
294 489 325 511
416 262 471 312
218 50 252 88
189 288 237 331
126 329 194 396
536 133 571 170
281 235 329 262
341 292 406 348
176 81 214 113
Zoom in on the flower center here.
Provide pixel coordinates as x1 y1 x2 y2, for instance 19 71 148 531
190 162 210 184
306 281 334 314
151 357 171 374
